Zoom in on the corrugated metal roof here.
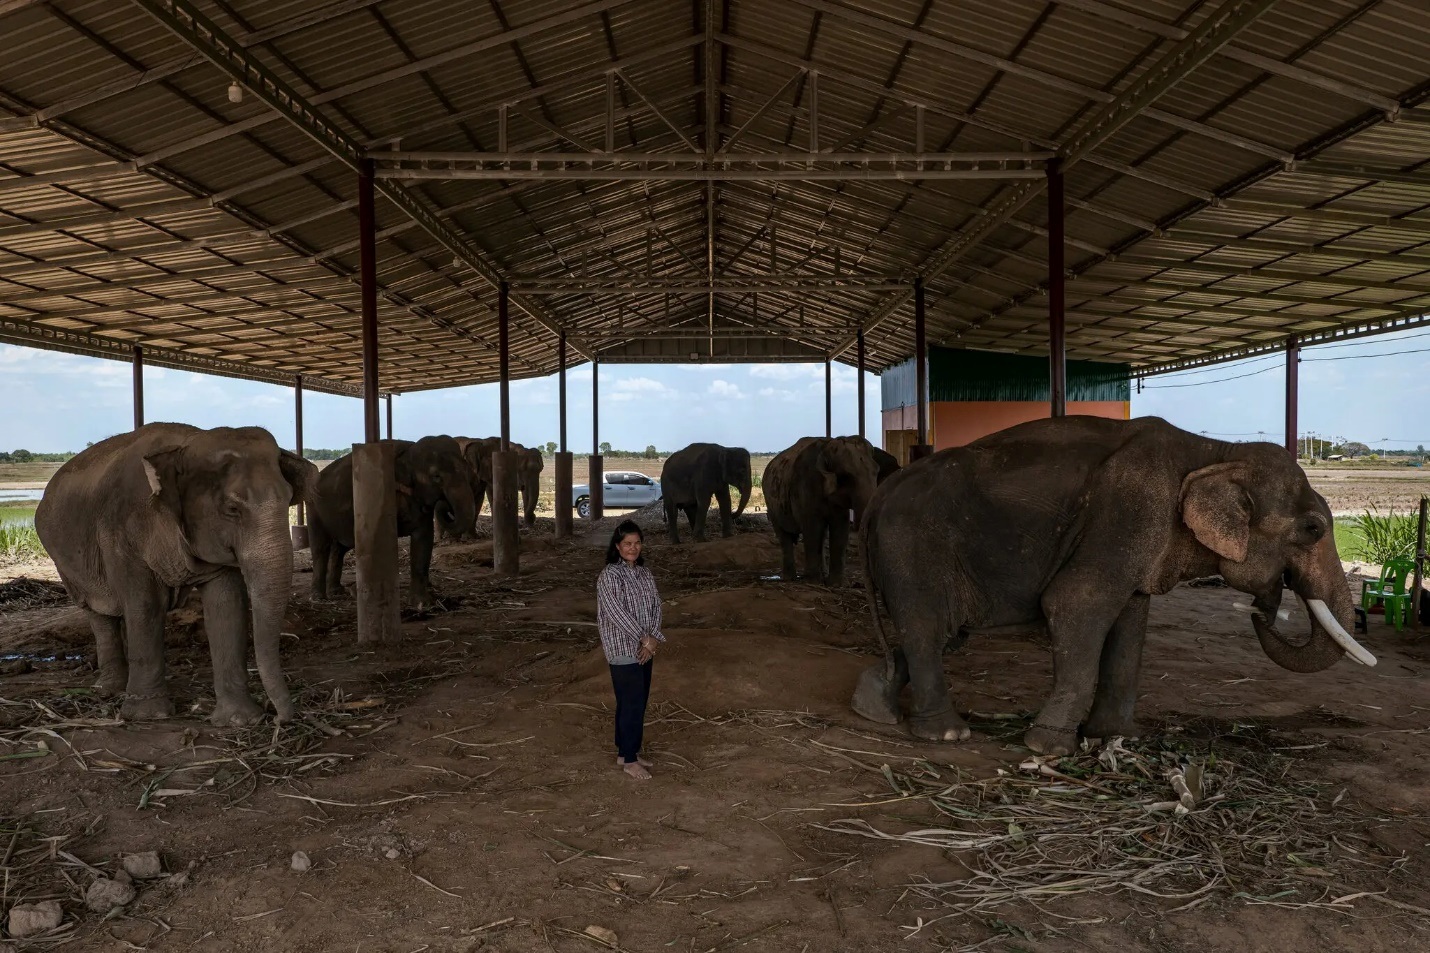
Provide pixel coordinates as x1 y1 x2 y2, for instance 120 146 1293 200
1 0 1428 394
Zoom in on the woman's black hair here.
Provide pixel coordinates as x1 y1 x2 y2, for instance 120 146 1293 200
605 520 645 565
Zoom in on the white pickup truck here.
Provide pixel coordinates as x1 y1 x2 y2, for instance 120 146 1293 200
571 471 662 519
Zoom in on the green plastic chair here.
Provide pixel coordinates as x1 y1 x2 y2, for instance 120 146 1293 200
1361 557 1417 632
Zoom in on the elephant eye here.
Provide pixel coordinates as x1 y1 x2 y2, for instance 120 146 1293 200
1300 518 1325 541
221 498 243 519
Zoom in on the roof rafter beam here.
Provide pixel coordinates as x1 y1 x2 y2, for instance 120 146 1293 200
1136 313 1430 377
832 0 1283 358
130 0 589 361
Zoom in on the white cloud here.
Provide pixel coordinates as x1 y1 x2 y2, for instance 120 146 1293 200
708 379 744 399
758 386 798 401
748 364 824 381
609 376 678 403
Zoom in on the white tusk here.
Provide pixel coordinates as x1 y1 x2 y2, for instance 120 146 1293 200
1306 599 1377 667
1232 601 1289 621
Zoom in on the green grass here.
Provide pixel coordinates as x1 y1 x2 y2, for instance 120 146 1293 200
0 501 45 561
1334 518 1366 561
1334 511 1423 564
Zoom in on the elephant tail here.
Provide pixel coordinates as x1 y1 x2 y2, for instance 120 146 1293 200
861 515 895 665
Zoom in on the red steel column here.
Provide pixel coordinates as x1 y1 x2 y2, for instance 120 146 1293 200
825 358 833 438
856 329 866 440
499 282 511 452
589 361 603 521
359 157 380 442
1285 335 1299 457
555 332 573 538
1047 157 1067 418
132 345 144 430
911 277 931 459
294 374 306 540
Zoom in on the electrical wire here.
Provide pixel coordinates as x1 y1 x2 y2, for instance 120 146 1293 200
1141 363 1282 388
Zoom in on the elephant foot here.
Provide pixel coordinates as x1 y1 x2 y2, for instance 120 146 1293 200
1081 713 1143 742
210 695 267 727
121 694 175 722
94 668 129 698
1024 724 1078 756
850 663 903 725
827 573 846 587
909 709 971 743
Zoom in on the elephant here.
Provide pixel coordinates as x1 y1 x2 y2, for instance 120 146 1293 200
762 435 881 586
33 424 316 725
456 437 544 529
870 446 901 484
850 415 1376 756
660 442 752 543
308 435 477 607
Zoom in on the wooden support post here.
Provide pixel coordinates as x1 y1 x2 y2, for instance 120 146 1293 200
589 361 603 521
1047 157 1067 419
359 157 380 443
911 277 932 460
492 281 519 573
132 345 144 430
353 440 401 645
292 374 309 550
1285 335 1300 458
1412 496 1427 632
857 330 866 440
554 333 573 538
385 394 393 439
825 358 833 438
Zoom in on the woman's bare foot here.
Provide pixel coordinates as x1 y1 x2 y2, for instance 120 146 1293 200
614 755 652 768
621 760 652 780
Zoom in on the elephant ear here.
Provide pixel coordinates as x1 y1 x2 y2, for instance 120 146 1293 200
138 446 193 587
279 449 319 506
1180 462 1252 563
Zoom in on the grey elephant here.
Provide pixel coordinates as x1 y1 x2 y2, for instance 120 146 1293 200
660 442 752 543
34 424 316 725
763 435 881 586
458 436 544 528
851 415 1375 756
308 435 477 606
870 446 901 483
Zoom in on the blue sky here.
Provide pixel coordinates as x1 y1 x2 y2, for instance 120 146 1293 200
2 326 1428 454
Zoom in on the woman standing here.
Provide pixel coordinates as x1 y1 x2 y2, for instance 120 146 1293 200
596 520 666 780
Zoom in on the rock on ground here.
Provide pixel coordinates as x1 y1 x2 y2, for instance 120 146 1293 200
122 851 163 879
7 899 64 937
84 871 136 913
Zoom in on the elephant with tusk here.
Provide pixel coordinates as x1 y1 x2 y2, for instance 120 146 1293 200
34 424 317 726
851 415 1375 756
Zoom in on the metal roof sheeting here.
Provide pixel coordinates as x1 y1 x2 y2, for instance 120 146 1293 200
1 0 1428 394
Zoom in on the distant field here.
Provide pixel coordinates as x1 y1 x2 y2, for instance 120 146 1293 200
0 462 61 487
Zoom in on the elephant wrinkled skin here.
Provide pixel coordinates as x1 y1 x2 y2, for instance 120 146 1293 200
308 435 476 607
34 424 316 726
661 442 752 543
852 416 1374 755
763 436 881 586
455 437 544 530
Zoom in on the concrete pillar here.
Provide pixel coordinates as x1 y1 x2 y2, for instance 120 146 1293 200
911 277 933 461
132 345 144 430
492 450 520 575
554 452 574 537
589 454 605 522
353 440 401 645
1047 157 1067 419
1285 335 1299 457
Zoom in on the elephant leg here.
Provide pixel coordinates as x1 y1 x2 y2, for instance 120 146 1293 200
665 498 681 544
1082 593 1151 740
900 607 968 742
85 610 127 697
202 571 266 726
308 520 330 599
778 531 798 580
409 519 435 608
713 486 733 538
120 584 174 721
851 645 911 725
682 503 701 540
692 494 710 542
325 546 348 599
1026 571 1136 756
826 517 851 587
803 522 828 583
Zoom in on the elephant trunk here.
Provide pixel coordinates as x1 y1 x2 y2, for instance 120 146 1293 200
733 478 751 518
1251 540 1376 673
444 482 479 537
240 510 296 722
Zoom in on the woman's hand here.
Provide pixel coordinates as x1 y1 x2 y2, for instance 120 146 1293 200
637 636 659 663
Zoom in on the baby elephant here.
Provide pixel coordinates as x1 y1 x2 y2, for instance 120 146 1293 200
35 424 316 726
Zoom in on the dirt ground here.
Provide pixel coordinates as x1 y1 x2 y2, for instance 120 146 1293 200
1302 467 1430 515
3 514 1430 953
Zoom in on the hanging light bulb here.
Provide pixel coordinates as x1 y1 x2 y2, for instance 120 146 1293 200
228 81 243 104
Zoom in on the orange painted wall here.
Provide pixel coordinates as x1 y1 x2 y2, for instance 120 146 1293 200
883 400 1130 452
